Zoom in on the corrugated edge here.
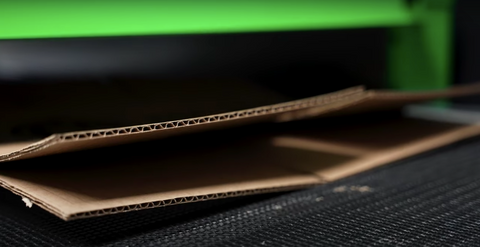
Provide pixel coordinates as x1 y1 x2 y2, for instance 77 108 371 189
0 135 59 162
56 86 363 141
66 182 323 221
0 180 323 221
0 86 364 162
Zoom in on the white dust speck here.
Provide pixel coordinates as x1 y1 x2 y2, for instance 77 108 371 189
22 197 33 208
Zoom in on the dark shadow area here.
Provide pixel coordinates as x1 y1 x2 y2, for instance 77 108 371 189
0 28 386 88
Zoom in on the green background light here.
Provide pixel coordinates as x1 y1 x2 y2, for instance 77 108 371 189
0 0 412 39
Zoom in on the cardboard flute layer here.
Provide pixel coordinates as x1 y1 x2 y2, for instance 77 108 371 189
1 83 480 162
1 117 480 221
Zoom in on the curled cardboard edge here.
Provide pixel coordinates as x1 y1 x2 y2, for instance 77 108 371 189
68 183 322 220
1 83 480 162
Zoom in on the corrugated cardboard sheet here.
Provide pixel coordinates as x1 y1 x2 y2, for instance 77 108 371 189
1 83 480 220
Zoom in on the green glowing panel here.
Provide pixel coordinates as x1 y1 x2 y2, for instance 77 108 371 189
0 0 413 39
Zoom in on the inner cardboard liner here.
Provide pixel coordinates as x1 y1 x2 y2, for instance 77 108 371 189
1 83 480 221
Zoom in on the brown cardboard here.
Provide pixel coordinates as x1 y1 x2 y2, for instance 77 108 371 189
1 117 479 221
1 83 480 221
1 82 480 163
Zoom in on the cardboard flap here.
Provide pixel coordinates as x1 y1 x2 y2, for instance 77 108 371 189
2 83 480 162
1 86 363 162
0 131 324 220
1 116 480 220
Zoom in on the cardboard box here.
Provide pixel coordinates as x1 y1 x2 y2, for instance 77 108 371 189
1 83 480 220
